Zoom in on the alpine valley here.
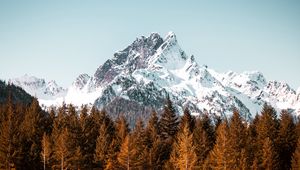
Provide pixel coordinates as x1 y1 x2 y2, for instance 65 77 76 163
8 32 300 120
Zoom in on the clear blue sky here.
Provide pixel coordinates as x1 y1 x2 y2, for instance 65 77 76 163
0 0 299 89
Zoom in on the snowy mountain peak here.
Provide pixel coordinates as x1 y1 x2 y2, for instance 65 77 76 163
10 74 46 89
9 75 66 100
165 31 177 41
72 74 90 90
45 80 66 96
15 32 300 118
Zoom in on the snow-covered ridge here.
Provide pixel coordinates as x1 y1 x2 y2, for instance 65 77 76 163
10 32 300 117
8 74 67 100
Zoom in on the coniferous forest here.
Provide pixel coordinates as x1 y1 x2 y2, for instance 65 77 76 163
1 85 300 169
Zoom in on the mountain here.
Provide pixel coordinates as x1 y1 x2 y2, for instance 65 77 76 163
0 80 34 105
8 74 67 101
9 32 300 119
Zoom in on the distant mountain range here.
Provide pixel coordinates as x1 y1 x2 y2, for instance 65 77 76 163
8 32 300 119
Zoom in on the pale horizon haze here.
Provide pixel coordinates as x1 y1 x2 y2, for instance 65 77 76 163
0 0 299 89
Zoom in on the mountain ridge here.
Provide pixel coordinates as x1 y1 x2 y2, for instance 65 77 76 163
7 32 300 118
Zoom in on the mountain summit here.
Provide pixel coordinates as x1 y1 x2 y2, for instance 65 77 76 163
9 32 300 119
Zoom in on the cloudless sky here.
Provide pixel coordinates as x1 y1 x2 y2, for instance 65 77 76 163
0 0 299 89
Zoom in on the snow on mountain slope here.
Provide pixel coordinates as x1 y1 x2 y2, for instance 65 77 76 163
8 74 67 100
11 32 300 118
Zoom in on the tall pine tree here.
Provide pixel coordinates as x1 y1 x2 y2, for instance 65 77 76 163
277 110 297 170
170 123 197 170
292 137 300 170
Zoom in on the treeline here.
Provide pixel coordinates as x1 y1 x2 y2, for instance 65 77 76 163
1 96 300 170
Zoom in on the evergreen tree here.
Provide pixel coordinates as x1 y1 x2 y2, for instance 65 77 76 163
53 127 78 169
255 103 279 167
116 115 130 142
80 106 100 169
277 110 297 170
179 107 195 133
159 96 179 140
206 121 230 169
251 158 260 170
117 134 143 169
94 111 116 169
262 137 280 170
193 114 215 167
54 127 69 169
158 96 179 166
245 114 259 168
170 123 197 170
21 98 45 168
0 95 21 169
41 132 52 170
292 137 300 170
131 118 148 169
144 111 163 169
227 109 247 169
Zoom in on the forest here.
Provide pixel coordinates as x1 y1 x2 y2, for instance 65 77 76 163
1 86 300 170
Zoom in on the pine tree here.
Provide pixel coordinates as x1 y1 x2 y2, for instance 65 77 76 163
159 96 179 140
54 128 68 170
21 98 45 168
251 158 259 170
262 137 280 170
0 95 21 169
80 106 99 169
206 121 230 169
41 132 52 170
170 123 197 170
158 96 179 166
255 103 279 167
116 115 130 142
246 114 259 168
240 149 248 170
227 109 247 169
117 134 143 169
292 137 300 170
193 114 215 167
53 127 78 170
71 146 83 170
144 111 163 169
277 110 297 170
179 107 195 133
94 111 116 169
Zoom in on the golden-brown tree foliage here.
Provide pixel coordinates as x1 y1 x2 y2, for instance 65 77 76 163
170 123 197 170
117 135 143 170
292 138 300 170
262 137 279 170
41 132 52 170
205 121 230 169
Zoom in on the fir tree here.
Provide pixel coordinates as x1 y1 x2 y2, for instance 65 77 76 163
227 109 247 169
170 123 197 170
41 132 52 170
179 107 195 133
277 110 297 170
206 121 230 169
255 103 279 167
80 106 100 169
262 137 280 170
21 98 45 168
193 115 215 167
117 134 143 169
159 96 179 140
94 111 116 169
292 137 300 170
144 111 163 169
0 95 21 169
158 96 179 166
